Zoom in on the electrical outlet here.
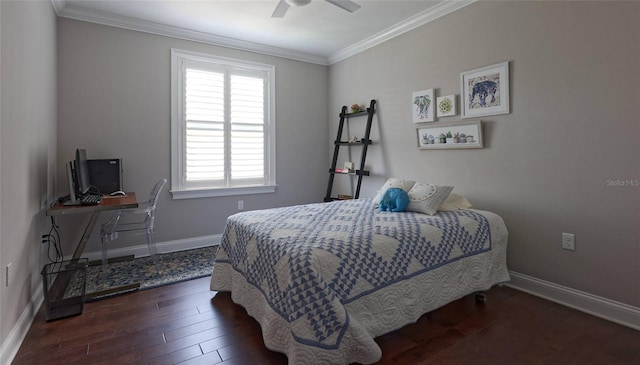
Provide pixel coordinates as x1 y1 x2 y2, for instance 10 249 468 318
562 233 575 251
6 263 13 287
238 200 244 210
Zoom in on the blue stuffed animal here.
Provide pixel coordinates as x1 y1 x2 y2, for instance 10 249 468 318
379 187 409 212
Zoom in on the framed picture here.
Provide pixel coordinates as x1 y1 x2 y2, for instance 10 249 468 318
436 95 457 117
461 61 509 118
412 89 435 123
416 120 483 149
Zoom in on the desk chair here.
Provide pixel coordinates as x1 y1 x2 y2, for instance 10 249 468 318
100 178 167 266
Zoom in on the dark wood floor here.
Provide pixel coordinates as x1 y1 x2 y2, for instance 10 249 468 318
13 276 640 365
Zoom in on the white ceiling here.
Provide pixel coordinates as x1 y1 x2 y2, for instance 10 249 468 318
51 0 473 65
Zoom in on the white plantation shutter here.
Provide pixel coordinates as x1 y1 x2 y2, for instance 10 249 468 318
185 69 225 183
171 49 276 199
230 74 265 182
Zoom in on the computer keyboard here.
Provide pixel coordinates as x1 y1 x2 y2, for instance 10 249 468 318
80 194 102 205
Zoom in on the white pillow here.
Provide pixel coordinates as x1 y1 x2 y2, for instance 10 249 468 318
406 183 454 215
373 178 416 204
439 193 472 211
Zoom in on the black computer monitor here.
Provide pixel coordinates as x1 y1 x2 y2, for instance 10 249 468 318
87 159 122 194
75 148 91 195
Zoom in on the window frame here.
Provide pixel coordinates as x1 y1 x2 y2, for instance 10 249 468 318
170 49 277 199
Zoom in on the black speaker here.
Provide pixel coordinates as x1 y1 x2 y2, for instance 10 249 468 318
87 159 123 194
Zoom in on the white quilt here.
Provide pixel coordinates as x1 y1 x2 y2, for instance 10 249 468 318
211 198 509 364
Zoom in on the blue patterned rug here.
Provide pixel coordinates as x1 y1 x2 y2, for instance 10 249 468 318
84 246 217 300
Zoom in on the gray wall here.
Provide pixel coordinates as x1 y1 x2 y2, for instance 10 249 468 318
329 1 640 307
0 0 57 350
56 18 329 254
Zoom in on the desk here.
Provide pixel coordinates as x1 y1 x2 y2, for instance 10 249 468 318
44 193 138 318
47 193 138 260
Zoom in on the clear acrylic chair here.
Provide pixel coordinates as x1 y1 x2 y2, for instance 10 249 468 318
100 178 167 266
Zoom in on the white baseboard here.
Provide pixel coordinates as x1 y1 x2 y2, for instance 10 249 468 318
507 271 640 331
0 234 221 365
77 234 222 262
0 284 44 365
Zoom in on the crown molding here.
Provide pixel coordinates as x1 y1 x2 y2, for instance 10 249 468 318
51 0 474 66
328 0 476 64
50 0 66 14
53 2 330 65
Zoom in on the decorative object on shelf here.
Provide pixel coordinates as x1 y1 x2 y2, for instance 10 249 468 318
436 95 457 117
412 89 435 123
351 103 363 113
348 136 360 143
344 161 355 172
416 120 483 149
461 61 509 118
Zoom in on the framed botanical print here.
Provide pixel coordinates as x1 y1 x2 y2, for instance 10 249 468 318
412 89 435 123
436 95 457 117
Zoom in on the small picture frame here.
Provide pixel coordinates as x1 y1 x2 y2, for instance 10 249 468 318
436 95 457 117
412 89 435 123
461 61 509 118
416 120 483 149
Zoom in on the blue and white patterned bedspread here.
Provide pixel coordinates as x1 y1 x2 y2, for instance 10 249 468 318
211 198 509 364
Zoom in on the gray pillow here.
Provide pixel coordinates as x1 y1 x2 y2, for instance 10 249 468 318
439 193 472 211
406 183 454 215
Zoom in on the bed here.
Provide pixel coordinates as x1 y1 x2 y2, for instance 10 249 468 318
210 197 509 364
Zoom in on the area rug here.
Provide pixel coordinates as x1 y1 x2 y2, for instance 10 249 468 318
84 246 218 300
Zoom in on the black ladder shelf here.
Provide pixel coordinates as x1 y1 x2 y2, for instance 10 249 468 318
324 99 376 202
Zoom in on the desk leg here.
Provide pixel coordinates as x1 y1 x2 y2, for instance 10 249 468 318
44 212 101 320
74 211 143 299
71 211 100 260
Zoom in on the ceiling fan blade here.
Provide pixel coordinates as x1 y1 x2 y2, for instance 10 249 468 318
272 0 290 18
325 0 361 13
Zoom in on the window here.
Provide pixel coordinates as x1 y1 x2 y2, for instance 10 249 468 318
171 49 276 199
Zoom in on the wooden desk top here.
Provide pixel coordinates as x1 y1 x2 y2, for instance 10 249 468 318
47 192 138 216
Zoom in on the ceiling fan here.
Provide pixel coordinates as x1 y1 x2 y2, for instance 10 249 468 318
272 0 361 18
